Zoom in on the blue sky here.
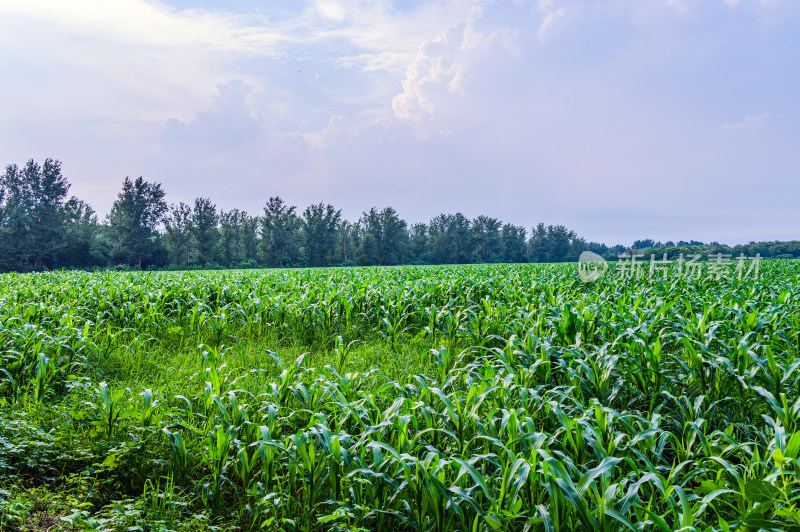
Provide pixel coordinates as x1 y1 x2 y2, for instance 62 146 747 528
0 0 797 245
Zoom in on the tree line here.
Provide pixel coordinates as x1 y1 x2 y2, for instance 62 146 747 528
1 158 798 272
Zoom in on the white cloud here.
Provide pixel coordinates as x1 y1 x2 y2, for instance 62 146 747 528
537 6 577 42
0 1 292 55
315 0 347 21
392 2 520 122
666 0 690 12
392 28 465 120
720 111 770 131
0 0 480 128
163 80 263 151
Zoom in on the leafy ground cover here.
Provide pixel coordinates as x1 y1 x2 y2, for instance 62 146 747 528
1 262 799 531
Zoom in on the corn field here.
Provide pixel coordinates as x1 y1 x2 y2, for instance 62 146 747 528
1 262 799 531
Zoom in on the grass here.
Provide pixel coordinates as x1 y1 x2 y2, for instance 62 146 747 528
1 262 799 531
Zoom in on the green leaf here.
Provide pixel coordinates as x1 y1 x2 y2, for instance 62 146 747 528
744 480 780 503
484 514 503 530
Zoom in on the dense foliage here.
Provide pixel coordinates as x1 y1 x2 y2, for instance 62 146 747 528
3 158 800 273
1 261 799 530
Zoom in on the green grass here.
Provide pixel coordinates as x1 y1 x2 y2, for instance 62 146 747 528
1 262 799 531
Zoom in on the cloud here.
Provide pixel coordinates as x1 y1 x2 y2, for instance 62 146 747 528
0 0 475 120
665 0 690 12
0 1 292 55
720 111 770 131
164 80 264 151
392 2 520 122
314 0 347 21
392 28 465 121
538 6 577 42
0 1 291 124
1 0 799 243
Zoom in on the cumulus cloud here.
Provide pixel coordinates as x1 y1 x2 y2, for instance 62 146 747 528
392 29 465 121
392 3 520 122
0 0 475 123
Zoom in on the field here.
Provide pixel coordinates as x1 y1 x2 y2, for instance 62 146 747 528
1 262 799 531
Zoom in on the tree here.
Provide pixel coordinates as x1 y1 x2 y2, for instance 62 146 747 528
59 197 105 268
546 225 577 261
219 209 245 267
472 215 502 263
569 235 588 261
527 223 578 262
338 220 353 264
240 213 260 263
427 214 454 264
108 176 168 269
409 222 430 263
1 163 33 270
380 207 408 265
260 197 301 267
633 239 655 249
449 213 474 264
0 159 70 270
0 176 5 227
164 202 192 266
302 203 341 267
586 241 609 257
353 207 408 265
528 223 548 262
500 223 527 263
352 209 380 266
190 197 219 265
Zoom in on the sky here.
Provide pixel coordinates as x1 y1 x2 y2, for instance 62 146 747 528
0 0 798 246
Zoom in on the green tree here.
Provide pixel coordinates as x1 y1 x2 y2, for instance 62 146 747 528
108 176 168 269
427 214 454 264
471 215 502 263
528 223 548 262
353 207 408 265
338 220 353 265
0 159 70 270
190 197 219 265
547 225 577 261
500 223 527 263
59 197 105 268
164 202 192 266
302 203 341 267
427 213 475 264
260 197 301 267
219 209 243 267
569 235 588 261
240 213 260 264
380 207 408 265
409 222 430 263
352 211 378 266
527 223 577 262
